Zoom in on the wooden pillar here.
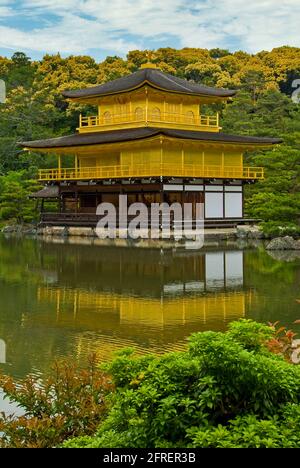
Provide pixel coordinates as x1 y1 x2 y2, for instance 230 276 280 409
242 184 245 218
75 154 78 175
75 188 79 214
160 136 163 175
145 86 148 123
59 193 63 213
58 154 61 179
180 100 183 123
35 198 39 216
160 181 164 203
221 150 225 178
62 195 65 213
129 95 132 120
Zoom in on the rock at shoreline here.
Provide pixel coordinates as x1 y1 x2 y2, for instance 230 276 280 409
68 227 95 237
1 225 18 233
236 225 264 240
1 224 37 235
266 236 300 250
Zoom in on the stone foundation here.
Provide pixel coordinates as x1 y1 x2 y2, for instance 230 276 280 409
1 224 265 248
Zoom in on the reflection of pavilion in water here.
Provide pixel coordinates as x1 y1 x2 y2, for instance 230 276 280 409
36 244 249 331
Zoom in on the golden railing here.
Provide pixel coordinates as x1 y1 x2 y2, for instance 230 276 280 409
39 163 264 181
79 111 219 129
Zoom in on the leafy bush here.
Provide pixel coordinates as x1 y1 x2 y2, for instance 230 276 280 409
64 320 300 448
0 355 113 448
260 221 300 238
266 321 300 362
188 404 300 448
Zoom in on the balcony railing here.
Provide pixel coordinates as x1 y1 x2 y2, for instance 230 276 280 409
79 111 219 130
39 163 264 181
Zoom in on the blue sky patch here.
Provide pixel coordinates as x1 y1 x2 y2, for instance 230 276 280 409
0 0 298 61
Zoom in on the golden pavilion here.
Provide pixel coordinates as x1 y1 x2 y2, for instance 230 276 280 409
22 63 281 228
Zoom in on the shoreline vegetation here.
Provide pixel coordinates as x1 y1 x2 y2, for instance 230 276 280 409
1 319 300 449
0 47 300 237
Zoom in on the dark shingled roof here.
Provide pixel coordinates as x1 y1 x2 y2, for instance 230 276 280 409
21 127 282 149
62 68 237 99
29 186 59 198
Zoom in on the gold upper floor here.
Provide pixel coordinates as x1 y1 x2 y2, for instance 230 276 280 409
78 86 221 133
37 137 264 181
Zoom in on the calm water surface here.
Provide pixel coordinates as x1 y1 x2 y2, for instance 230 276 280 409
0 235 300 394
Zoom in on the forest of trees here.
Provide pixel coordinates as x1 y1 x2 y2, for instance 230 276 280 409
0 46 300 234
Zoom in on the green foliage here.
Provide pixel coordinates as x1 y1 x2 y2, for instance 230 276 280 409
226 319 274 352
0 171 41 223
260 221 300 238
5 52 36 91
245 193 300 224
222 89 300 232
63 320 300 448
0 355 113 448
188 406 300 448
209 48 231 59
185 62 222 86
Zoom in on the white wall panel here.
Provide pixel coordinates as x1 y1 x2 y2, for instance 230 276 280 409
224 186 242 192
225 193 242 218
205 193 223 218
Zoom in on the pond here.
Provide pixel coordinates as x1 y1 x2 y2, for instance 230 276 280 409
0 235 300 396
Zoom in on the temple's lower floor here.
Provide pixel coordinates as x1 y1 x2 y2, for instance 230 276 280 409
34 179 253 228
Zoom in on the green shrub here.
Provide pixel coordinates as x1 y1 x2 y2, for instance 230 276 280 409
225 319 274 352
188 404 300 448
0 355 113 448
260 221 300 238
64 320 300 448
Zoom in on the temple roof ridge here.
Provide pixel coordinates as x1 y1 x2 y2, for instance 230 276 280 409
62 67 237 100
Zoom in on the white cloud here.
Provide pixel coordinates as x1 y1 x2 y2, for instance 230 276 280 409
0 12 140 54
0 0 299 57
0 0 15 17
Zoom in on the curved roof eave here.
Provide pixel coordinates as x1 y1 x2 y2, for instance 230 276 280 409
62 68 237 100
20 127 282 151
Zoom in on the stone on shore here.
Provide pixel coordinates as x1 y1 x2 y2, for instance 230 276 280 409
1 224 37 235
236 225 264 240
266 236 300 250
68 227 95 237
2 225 19 233
51 226 68 236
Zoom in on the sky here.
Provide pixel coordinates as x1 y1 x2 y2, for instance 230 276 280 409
0 0 299 61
